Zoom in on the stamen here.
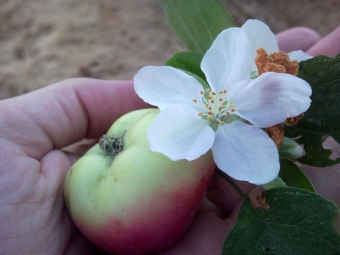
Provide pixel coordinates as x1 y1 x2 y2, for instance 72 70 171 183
192 99 197 103
196 88 236 126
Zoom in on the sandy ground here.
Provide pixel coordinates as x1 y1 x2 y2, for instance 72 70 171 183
1 0 339 99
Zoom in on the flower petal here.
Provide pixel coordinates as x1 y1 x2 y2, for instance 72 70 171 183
229 72 312 128
134 66 203 110
148 106 215 161
201 28 253 92
212 121 279 185
241 19 279 74
288 50 313 62
242 19 279 56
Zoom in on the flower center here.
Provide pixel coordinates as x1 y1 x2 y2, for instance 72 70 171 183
193 88 236 128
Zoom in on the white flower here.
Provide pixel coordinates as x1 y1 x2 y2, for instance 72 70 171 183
134 20 312 185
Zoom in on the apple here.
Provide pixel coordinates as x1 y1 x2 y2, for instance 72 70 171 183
64 108 215 254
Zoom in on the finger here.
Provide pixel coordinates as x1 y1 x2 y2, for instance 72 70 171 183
162 193 248 255
299 137 340 205
161 212 233 255
62 139 98 165
64 230 108 255
276 27 321 53
205 173 255 217
306 25 340 57
299 137 340 232
1 78 149 160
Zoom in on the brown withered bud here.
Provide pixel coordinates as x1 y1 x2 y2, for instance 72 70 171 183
284 113 305 126
266 124 284 148
255 48 299 76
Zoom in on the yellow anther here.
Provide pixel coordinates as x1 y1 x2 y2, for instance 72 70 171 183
212 92 216 95
231 109 235 112
226 112 230 116
200 90 204 94
192 99 197 103
230 102 234 107
207 115 212 120
219 98 223 102
223 89 227 93
220 121 225 125
198 112 202 116
210 99 215 103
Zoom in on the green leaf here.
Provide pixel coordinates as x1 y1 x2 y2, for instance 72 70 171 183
279 158 315 193
165 51 209 89
285 54 340 167
165 51 205 80
161 0 234 54
222 187 340 254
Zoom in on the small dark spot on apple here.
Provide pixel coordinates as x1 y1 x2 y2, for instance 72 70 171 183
69 168 74 176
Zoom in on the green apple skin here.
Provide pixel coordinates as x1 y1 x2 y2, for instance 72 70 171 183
64 108 215 254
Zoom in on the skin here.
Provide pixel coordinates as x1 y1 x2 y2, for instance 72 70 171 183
0 25 340 254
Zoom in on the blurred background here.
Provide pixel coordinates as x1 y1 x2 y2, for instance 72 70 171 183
1 0 339 99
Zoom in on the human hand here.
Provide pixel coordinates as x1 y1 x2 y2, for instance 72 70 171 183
0 25 339 255
0 79 149 254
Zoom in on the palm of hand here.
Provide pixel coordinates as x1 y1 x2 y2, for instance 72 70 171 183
0 79 144 254
0 105 99 254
